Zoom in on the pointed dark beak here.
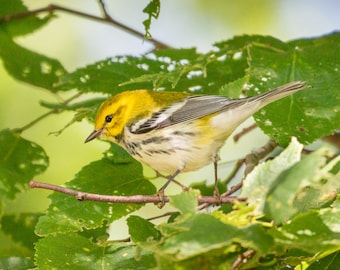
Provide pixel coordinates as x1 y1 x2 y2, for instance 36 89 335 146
85 129 103 143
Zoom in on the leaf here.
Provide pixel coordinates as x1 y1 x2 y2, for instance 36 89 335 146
0 129 48 202
153 212 274 269
0 257 34 270
35 233 156 270
308 251 340 270
270 209 340 254
157 213 238 260
264 145 339 224
240 137 303 215
142 0 160 39
57 48 234 95
216 33 340 145
0 28 66 91
127 215 161 243
169 189 200 214
0 0 53 37
249 33 340 145
35 156 156 235
1 213 41 250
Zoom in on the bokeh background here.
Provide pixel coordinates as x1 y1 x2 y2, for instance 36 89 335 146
1 0 339 239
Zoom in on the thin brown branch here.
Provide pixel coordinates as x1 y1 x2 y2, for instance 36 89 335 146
97 0 112 19
13 92 82 134
147 211 178 221
223 158 244 185
0 4 170 49
244 140 277 176
30 180 246 205
232 249 256 270
221 182 243 197
233 123 257 142
197 140 277 211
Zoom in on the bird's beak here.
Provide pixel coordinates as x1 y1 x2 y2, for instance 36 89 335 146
85 129 103 143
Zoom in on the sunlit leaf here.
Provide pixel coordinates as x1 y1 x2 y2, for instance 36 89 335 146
127 215 161 243
240 137 303 215
264 146 338 224
0 257 34 270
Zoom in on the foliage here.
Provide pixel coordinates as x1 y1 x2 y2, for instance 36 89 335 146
0 1 339 269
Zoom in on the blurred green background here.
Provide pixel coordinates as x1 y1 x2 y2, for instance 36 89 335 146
1 0 339 239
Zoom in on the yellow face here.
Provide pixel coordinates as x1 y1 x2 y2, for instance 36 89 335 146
95 99 127 140
85 90 157 143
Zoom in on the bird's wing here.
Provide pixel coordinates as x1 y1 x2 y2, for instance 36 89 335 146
130 95 245 134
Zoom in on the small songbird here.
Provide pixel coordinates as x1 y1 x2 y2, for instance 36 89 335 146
85 81 306 205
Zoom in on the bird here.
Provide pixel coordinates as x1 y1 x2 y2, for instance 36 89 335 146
85 81 306 206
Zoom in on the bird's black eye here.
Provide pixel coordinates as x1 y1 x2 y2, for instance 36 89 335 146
105 115 113 123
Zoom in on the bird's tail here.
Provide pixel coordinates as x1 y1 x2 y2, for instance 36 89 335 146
249 81 307 107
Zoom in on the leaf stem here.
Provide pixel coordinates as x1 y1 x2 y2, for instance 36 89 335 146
14 92 83 134
0 3 170 49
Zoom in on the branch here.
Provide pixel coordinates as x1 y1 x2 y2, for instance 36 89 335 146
233 123 257 142
244 140 277 176
29 180 246 205
0 3 170 49
13 92 82 134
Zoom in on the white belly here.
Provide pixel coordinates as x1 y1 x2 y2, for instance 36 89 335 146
120 121 228 174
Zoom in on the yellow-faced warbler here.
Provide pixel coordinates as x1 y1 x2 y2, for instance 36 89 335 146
85 81 306 205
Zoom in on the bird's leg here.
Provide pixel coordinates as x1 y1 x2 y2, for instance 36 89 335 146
155 171 189 191
212 153 221 199
157 168 182 208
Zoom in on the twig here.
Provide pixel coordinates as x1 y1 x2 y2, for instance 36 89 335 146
233 123 257 142
221 182 243 197
13 92 82 134
223 158 244 185
232 249 256 270
147 211 178 221
97 0 112 19
30 180 246 205
244 140 277 176
197 140 277 211
0 3 170 49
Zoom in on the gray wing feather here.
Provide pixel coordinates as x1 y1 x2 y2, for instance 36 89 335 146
131 81 306 134
132 95 246 134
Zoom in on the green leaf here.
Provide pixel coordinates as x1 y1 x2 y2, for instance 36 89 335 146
158 213 238 260
0 129 48 202
142 0 160 39
0 28 66 91
127 215 161 243
156 212 274 267
104 143 136 164
35 157 156 235
1 213 41 250
35 233 156 270
240 137 303 215
216 33 340 145
249 33 340 145
0 0 53 37
308 251 340 270
57 48 234 95
270 209 340 254
169 189 199 214
264 145 339 224
0 257 34 270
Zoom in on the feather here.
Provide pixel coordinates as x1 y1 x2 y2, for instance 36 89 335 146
131 81 306 134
